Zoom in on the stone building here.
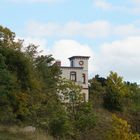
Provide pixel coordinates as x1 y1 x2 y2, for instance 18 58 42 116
56 56 90 102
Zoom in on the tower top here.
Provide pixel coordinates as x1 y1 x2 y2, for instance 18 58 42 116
69 56 90 60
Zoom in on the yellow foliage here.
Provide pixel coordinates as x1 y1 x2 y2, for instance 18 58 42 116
106 114 140 140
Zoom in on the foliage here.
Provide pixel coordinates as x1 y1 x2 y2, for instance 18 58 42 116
57 78 83 103
75 103 96 133
94 74 107 87
49 110 73 139
89 77 105 97
125 82 140 112
103 71 128 111
57 78 84 122
35 55 61 94
57 79 97 139
106 114 140 140
1 25 140 140
89 77 106 109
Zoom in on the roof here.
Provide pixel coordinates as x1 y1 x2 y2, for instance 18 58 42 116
68 56 90 60
61 66 83 69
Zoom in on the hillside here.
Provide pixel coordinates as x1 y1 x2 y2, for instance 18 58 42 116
0 25 140 140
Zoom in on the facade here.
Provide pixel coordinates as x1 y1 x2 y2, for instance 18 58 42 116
57 56 90 102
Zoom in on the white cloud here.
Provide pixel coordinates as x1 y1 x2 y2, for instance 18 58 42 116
35 37 140 83
93 0 140 14
131 0 140 5
94 0 113 10
18 35 140 83
50 40 96 75
26 21 59 37
95 36 140 82
114 24 140 37
18 38 96 76
18 36 49 55
25 20 140 40
8 0 62 4
26 20 111 39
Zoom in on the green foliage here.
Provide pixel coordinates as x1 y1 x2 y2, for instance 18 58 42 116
94 74 107 87
103 71 128 111
89 77 106 109
0 25 15 47
125 82 140 112
1 25 140 140
57 78 83 103
57 78 84 123
35 55 61 94
89 77 105 97
57 79 97 139
34 92 74 139
75 103 96 133
49 111 73 139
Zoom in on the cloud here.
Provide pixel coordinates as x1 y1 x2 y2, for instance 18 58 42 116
18 36 49 55
93 0 140 14
25 20 140 40
114 24 140 37
93 0 113 10
50 40 96 74
131 0 140 5
19 36 140 83
8 0 62 4
95 36 140 82
18 38 95 76
26 20 111 39
41 37 140 83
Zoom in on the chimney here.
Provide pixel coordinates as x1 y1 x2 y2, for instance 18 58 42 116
55 60 61 67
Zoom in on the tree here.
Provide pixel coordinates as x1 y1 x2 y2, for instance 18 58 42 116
124 82 140 133
89 77 106 109
48 105 73 140
0 25 98 139
0 26 41 123
75 102 97 139
57 78 84 120
57 79 97 139
94 74 107 87
0 53 16 123
106 114 140 140
35 55 61 95
103 71 128 111
125 82 140 111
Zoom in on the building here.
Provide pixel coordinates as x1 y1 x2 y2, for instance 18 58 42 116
56 56 90 102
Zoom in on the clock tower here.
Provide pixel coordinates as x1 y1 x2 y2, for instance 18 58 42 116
68 56 90 101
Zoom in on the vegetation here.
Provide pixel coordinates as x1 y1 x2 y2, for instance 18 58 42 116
106 114 140 140
103 71 128 111
0 25 140 140
89 72 140 140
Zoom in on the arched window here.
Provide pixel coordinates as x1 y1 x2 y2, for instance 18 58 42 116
70 71 76 81
82 73 86 84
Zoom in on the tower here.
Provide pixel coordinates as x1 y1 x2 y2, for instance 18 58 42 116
68 56 90 101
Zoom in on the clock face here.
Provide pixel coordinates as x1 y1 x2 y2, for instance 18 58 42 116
79 60 84 66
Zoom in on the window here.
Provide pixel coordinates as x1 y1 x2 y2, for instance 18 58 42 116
82 73 86 84
71 60 74 67
70 71 76 81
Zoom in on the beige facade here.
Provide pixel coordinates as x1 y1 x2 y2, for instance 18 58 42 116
59 56 90 102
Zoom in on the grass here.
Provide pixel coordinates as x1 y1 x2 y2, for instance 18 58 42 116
0 125 53 140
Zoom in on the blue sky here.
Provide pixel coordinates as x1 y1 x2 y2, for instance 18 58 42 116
1 0 140 83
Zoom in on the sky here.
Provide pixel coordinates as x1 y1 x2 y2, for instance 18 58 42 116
1 0 140 83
